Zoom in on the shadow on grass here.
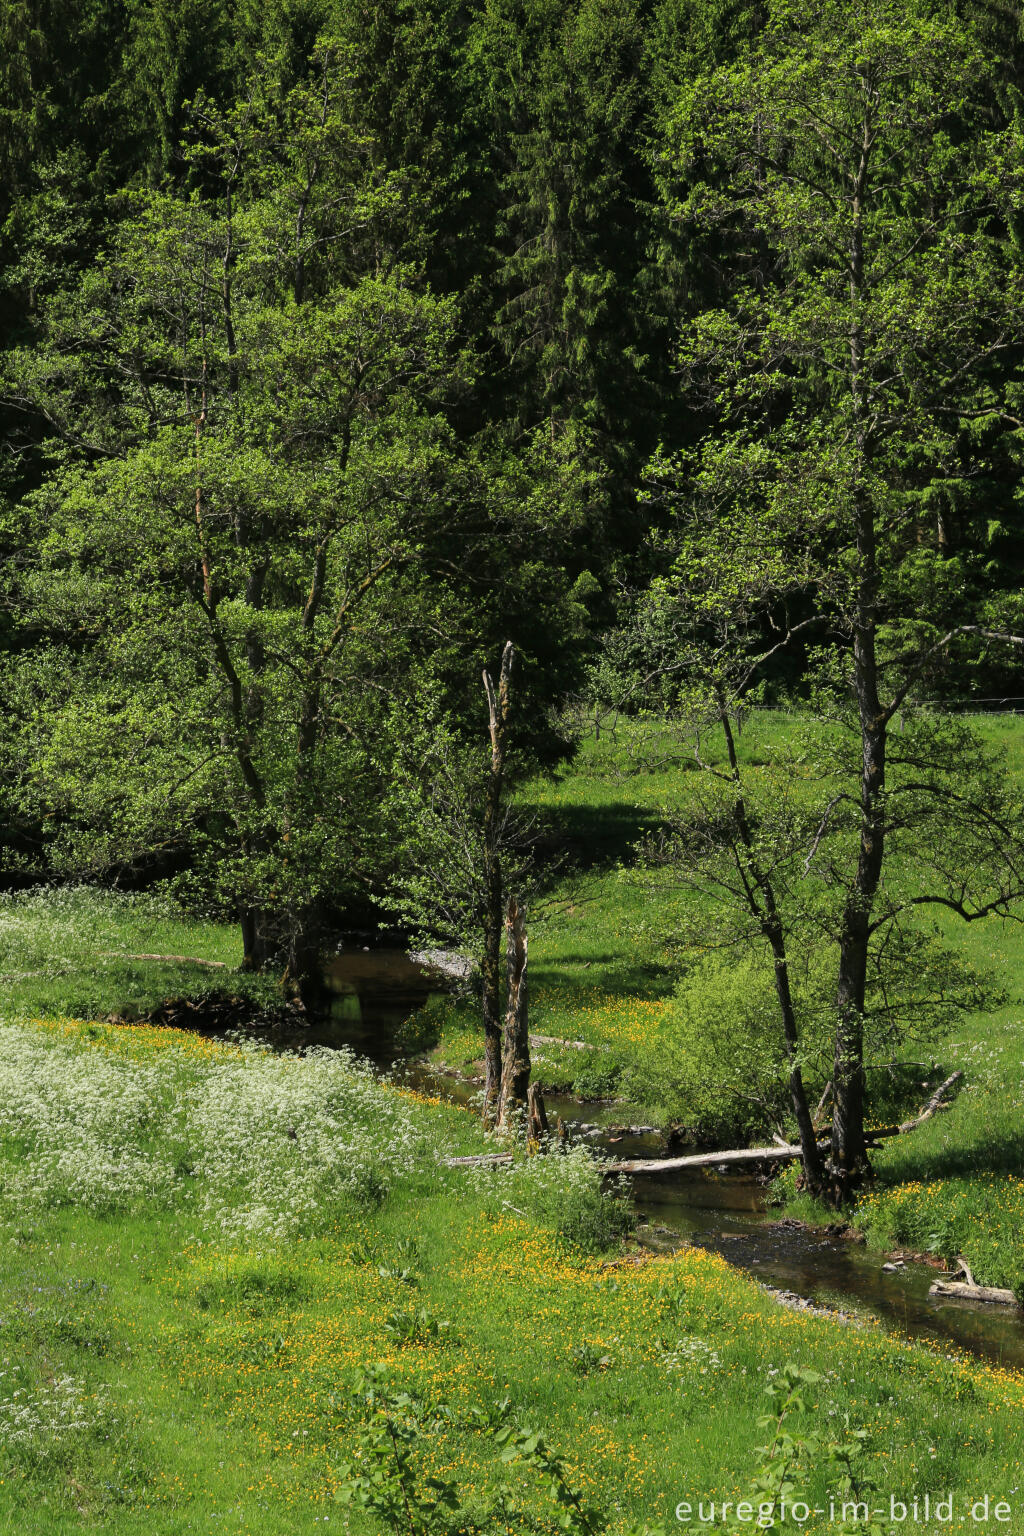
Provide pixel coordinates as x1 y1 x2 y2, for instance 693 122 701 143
526 803 666 871
9 962 274 1027
530 953 676 1001
872 1133 1024 1185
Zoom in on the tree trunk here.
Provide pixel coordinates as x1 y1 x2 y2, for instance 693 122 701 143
829 122 883 1205
496 894 530 1130
480 913 503 1123
829 542 878 1181
717 705 825 1193
482 643 514 1124
766 927 827 1195
831 899 873 1198
240 908 272 972
280 908 326 1012
527 1082 548 1140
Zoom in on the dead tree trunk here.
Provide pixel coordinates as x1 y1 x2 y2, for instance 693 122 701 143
496 894 530 1130
527 1082 548 1140
482 642 514 1124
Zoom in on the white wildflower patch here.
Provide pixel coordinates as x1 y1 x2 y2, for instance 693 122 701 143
658 1336 723 1375
0 1030 179 1215
469 1142 601 1206
187 1045 433 1241
0 1025 442 1241
0 1365 109 1452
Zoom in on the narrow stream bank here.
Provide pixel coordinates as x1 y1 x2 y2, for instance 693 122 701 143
406 1062 1024 1374
195 945 1024 1374
643 1195 1024 1373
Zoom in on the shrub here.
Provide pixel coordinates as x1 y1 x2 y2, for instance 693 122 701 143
621 936 981 1142
473 1145 635 1255
570 1053 622 1099
620 950 834 1141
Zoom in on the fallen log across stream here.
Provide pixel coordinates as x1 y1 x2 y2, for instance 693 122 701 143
602 1141 828 1175
602 1071 964 1177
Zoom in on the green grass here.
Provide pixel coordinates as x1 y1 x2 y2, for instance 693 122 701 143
0 714 1022 1532
0 886 264 1021
847 910 1024 1293
775 906 1024 1291
3 1018 1024 1535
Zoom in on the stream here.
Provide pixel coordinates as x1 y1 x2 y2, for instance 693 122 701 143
299 949 1024 1371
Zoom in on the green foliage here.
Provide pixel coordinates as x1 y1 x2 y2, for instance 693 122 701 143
492 1418 621 1535
3 64 479 970
855 1176 1024 1303
644 0 1024 701
334 1364 466 1533
550 1176 636 1256
477 0 668 465
336 1362 665 1536
383 1305 454 1347
736 1363 884 1536
568 1051 623 1100
1 15 599 974
332 1356 887 1536
624 950 832 1140
474 1144 636 1255
376 708 542 955
623 938 986 1140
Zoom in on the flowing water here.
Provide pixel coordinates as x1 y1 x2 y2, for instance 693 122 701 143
636 1183 1024 1373
406 1075 1024 1372
253 945 1024 1372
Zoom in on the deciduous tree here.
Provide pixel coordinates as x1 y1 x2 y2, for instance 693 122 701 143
641 0 1024 1201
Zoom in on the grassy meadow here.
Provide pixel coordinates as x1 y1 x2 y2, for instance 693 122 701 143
0 887 254 1023
424 713 1024 1292
2 1017 1024 1534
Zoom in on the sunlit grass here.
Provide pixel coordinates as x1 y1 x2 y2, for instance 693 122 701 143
1 715 1023 1532
0 886 252 1022
428 713 1024 1287
2 1019 1024 1533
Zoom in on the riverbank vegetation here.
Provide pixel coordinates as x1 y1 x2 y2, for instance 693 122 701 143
2 1015 1024 1535
419 712 1024 1291
1 695 1022 1310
